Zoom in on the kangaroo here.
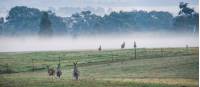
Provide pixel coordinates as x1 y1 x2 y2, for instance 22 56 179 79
98 45 102 51
56 64 62 78
47 65 55 79
121 41 125 49
73 62 79 80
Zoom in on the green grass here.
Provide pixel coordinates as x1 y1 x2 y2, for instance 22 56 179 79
0 47 198 87
0 77 185 87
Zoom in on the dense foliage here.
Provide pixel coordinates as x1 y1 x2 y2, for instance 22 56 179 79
39 12 53 37
173 2 199 33
0 4 198 36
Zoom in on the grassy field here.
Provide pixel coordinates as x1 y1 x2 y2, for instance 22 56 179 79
0 47 198 87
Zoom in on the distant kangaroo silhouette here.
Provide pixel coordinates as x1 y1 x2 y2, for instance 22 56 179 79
98 45 102 51
121 41 125 49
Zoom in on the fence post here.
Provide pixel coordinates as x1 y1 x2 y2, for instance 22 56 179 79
32 59 34 72
111 52 114 62
134 41 137 59
59 56 61 65
161 48 164 57
186 44 189 54
6 63 9 73
58 56 61 69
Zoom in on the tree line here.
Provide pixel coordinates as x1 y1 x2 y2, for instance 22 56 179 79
0 2 198 37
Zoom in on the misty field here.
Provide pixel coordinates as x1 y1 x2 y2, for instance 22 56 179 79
0 47 198 87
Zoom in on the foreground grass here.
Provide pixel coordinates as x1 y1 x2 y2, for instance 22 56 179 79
0 75 196 87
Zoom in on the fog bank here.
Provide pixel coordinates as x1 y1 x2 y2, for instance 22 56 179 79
0 32 198 52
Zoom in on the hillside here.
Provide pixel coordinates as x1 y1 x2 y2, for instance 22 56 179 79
0 47 198 87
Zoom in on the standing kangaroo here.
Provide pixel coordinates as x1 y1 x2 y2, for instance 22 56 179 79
56 64 62 78
73 62 79 80
121 41 125 49
47 65 55 79
98 45 102 51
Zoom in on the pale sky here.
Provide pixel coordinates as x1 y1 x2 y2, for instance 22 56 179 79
0 0 199 17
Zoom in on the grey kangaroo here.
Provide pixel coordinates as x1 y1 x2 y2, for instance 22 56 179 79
56 64 62 78
73 62 79 80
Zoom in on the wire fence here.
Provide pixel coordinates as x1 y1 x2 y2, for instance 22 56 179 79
0 47 198 74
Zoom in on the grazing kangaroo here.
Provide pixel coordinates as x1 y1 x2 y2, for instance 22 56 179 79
98 45 102 51
73 62 79 80
47 65 55 79
56 64 62 78
121 41 125 49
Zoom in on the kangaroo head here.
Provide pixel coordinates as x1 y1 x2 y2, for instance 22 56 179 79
73 62 78 67
46 65 49 69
